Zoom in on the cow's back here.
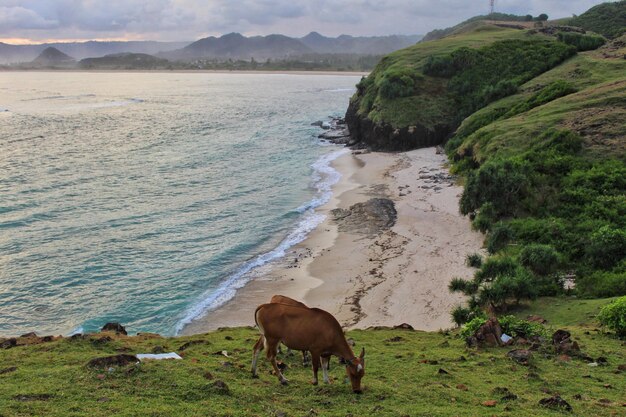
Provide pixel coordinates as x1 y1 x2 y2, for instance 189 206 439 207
256 304 343 353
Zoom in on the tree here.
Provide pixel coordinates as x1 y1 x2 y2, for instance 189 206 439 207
537 13 549 21
524 14 533 21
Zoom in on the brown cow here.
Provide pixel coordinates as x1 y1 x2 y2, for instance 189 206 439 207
252 303 365 393
252 295 310 366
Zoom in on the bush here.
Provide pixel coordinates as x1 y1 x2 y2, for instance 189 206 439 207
475 256 520 282
498 315 548 339
598 296 626 338
377 68 421 99
466 253 483 268
576 270 626 298
449 278 478 296
519 244 561 276
460 157 530 217
586 225 626 269
460 317 488 339
557 32 606 51
451 306 486 327
487 223 514 254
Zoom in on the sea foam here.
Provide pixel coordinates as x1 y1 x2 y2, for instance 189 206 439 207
174 147 349 334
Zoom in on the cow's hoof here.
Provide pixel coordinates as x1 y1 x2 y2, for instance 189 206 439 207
251 374 259 379
280 379 289 385
311 380 318 386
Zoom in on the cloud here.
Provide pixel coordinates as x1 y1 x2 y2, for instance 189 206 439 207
0 6 58 30
0 0 616 42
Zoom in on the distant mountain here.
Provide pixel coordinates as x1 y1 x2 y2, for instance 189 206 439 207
300 32 422 54
32 47 74 65
161 32 423 61
0 41 189 64
163 33 313 61
79 53 170 69
0 33 423 66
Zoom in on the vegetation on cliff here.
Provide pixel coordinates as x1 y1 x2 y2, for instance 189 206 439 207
347 1 625 313
0 298 624 416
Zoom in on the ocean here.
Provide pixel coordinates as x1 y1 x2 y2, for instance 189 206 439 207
0 71 360 337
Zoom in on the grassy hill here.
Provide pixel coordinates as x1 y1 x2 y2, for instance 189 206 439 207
1 298 624 417
345 23 578 150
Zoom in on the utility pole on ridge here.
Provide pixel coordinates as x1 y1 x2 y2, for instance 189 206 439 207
490 0 496 15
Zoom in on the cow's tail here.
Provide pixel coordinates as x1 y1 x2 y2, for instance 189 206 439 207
254 304 266 335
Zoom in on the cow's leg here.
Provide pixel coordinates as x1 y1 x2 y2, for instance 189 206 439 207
266 337 288 385
311 352 321 385
321 355 331 384
302 350 310 366
251 335 264 378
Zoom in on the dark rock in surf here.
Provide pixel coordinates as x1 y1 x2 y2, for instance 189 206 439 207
101 322 127 335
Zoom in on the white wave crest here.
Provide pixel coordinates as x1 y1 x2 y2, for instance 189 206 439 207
174 148 348 334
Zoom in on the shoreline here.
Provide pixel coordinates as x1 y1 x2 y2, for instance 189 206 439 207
182 147 485 335
0 69 369 76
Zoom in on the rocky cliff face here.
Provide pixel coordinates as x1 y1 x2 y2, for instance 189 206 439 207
345 100 451 152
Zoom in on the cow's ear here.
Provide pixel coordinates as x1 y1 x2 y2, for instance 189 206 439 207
360 347 365 359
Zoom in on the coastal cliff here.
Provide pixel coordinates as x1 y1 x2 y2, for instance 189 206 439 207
345 1 626 308
345 99 450 151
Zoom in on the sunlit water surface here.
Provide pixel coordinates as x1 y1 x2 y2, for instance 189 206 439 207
0 72 358 336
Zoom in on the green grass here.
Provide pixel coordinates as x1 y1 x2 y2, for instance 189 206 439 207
512 296 620 327
1 300 625 417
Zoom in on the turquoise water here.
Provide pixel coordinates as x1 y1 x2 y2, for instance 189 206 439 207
0 72 359 337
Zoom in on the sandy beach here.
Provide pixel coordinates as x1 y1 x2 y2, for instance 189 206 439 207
182 147 485 335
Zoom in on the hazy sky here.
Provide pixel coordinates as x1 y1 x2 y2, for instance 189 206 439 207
0 0 615 44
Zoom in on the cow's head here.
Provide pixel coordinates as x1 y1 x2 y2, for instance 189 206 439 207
345 348 365 393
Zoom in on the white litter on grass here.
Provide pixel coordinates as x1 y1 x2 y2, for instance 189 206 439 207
136 353 183 361
501 334 512 343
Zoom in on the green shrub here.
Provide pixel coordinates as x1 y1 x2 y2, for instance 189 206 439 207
498 315 549 339
576 270 626 298
519 244 561 276
486 223 514 254
475 256 520 282
470 202 497 233
449 278 478 296
460 316 488 339
598 296 626 338
557 32 606 51
479 269 539 306
460 157 530 217
466 253 483 268
377 68 421 99
586 225 626 269
451 305 486 327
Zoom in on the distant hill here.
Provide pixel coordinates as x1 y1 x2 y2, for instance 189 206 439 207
0 41 189 64
568 0 626 38
79 53 170 69
164 33 312 61
161 32 422 61
300 32 422 54
31 47 75 65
